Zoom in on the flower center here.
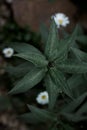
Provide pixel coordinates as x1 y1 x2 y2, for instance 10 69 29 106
41 95 46 99
7 51 11 54
58 19 63 24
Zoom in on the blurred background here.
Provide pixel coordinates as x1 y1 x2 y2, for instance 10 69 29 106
0 0 87 130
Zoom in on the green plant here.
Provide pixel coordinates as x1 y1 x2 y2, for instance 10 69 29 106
0 20 40 47
1 20 87 130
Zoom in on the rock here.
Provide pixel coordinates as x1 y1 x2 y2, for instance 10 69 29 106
12 0 77 32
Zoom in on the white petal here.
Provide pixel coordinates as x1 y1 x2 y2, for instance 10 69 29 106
36 91 49 105
2 48 14 58
52 12 70 28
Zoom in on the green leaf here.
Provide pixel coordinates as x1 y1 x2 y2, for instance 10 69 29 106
67 75 85 98
49 67 74 99
58 59 87 73
54 39 69 62
77 35 87 45
62 123 74 130
61 92 87 122
9 67 46 94
45 20 59 61
61 29 69 39
71 47 87 62
76 102 87 115
69 24 83 46
75 24 83 35
67 75 84 89
61 113 87 122
28 105 57 123
44 74 60 110
14 52 48 67
54 24 81 62
0 96 12 111
69 24 83 48
6 62 34 79
19 113 42 124
7 42 42 54
40 23 48 44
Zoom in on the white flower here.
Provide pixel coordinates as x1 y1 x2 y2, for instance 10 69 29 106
3 48 14 58
36 91 49 105
52 13 70 28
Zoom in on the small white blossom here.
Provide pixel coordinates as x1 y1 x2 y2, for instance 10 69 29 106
3 48 14 58
36 91 49 105
52 13 70 28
